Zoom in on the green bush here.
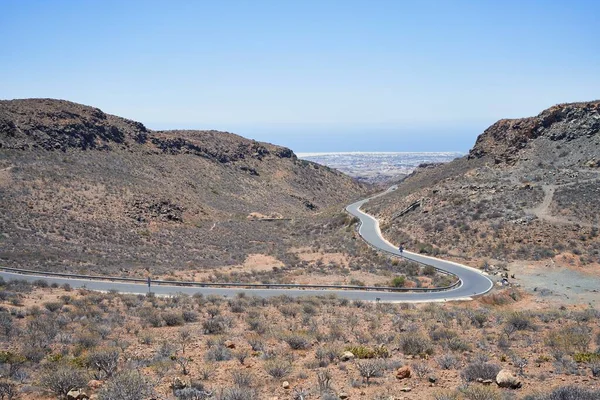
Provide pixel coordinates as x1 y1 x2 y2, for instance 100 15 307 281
573 353 600 363
391 276 405 287
345 345 389 359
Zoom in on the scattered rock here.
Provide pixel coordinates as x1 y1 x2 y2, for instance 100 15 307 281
224 340 236 349
496 369 522 389
282 381 290 389
396 366 412 380
400 387 412 392
67 389 89 400
340 351 355 361
481 379 494 385
339 393 349 399
428 375 437 383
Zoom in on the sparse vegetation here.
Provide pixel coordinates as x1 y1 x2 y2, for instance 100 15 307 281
0 269 597 398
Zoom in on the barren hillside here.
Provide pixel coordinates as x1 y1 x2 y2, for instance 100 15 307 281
0 99 371 275
365 101 600 268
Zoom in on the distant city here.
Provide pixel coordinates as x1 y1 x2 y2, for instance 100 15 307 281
298 152 463 183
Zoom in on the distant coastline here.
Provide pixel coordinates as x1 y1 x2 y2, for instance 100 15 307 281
298 151 463 184
297 151 463 157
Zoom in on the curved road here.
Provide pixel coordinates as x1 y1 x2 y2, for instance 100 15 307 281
0 188 493 302
345 186 493 301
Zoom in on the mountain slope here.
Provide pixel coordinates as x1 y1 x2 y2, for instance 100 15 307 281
364 101 600 267
0 99 368 274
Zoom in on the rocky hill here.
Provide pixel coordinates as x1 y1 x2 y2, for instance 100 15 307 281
364 101 600 268
0 99 368 275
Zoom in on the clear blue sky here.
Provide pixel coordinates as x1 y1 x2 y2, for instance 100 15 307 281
2 1 599 152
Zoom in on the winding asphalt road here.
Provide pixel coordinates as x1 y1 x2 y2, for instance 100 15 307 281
345 186 493 301
0 187 493 302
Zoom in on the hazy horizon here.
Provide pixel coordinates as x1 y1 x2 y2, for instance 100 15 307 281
147 122 485 153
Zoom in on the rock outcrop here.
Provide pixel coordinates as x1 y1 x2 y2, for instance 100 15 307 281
469 101 600 164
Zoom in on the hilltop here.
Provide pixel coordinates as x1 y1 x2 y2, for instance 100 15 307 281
364 101 600 272
0 99 374 277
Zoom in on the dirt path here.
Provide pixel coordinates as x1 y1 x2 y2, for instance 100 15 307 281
526 177 600 229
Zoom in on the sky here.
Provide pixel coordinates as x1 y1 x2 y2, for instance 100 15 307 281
2 0 599 152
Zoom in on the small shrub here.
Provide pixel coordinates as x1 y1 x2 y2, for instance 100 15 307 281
0 313 14 338
411 361 432 378
399 335 434 356
247 338 264 352
345 345 389 359
573 353 600 363
76 333 100 350
546 325 592 354
143 309 163 328
459 385 501 400
590 363 600 377
182 310 198 323
231 370 253 388
355 359 385 384
87 348 119 379
202 316 229 335
219 387 257 400
40 365 88 398
448 337 471 352
531 385 600 400
469 311 488 328
430 328 457 342
44 302 63 313
506 312 534 331
316 369 333 394
0 381 17 400
162 312 185 327
437 353 460 370
98 370 152 400
33 279 49 288
433 390 459 400
391 276 405 287
205 345 232 362
284 334 310 350
174 387 210 400
265 359 291 378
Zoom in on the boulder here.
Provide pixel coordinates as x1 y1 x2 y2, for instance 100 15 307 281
496 369 522 389
282 381 290 389
67 389 89 400
340 351 355 361
339 393 349 399
224 340 236 349
396 366 411 380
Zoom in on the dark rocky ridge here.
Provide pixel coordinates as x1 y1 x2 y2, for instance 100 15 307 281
469 101 600 164
0 98 298 164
